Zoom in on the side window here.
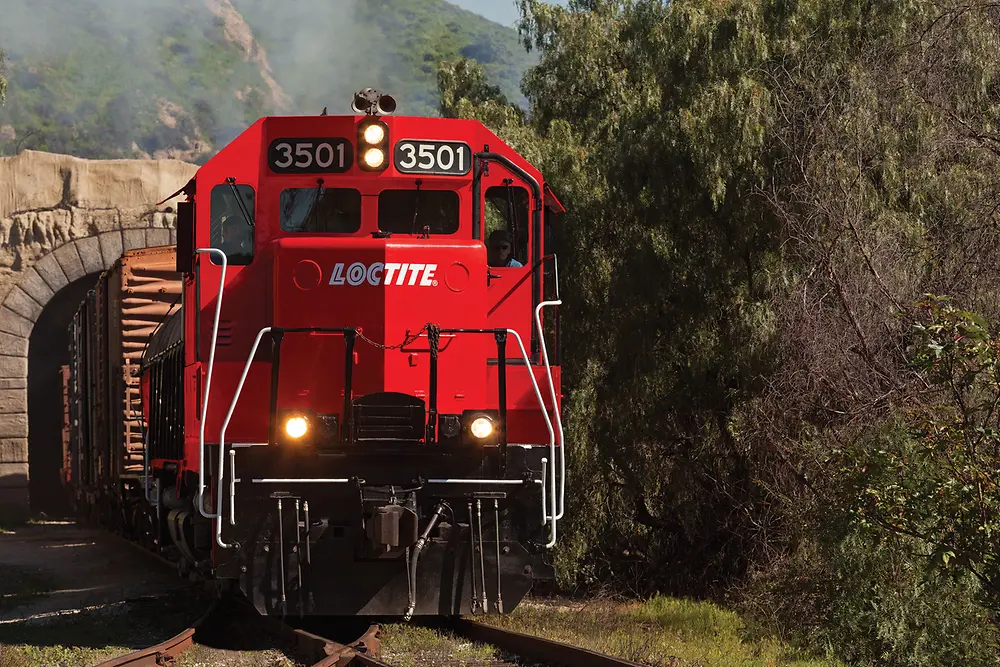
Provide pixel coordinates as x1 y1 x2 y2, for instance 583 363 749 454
543 207 563 300
544 207 561 257
281 187 361 233
485 185 529 268
210 184 255 265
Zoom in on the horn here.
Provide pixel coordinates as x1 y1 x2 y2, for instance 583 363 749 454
376 94 397 115
351 93 368 114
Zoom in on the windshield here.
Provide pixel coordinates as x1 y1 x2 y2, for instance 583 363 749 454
377 190 459 235
280 187 361 233
210 183 255 265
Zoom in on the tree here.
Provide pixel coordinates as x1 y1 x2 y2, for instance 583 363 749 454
437 58 513 119
849 297 1000 601
510 0 787 594
444 0 1000 660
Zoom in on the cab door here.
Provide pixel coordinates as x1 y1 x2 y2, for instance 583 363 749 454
483 179 534 357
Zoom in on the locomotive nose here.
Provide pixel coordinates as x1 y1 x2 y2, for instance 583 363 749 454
272 237 489 444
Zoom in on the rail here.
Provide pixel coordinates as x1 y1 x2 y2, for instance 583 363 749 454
96 598 392 667
446 618 648 667
94 600 218 666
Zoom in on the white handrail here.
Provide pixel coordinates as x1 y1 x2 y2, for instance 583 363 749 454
215 326 272 548
504 329 558 548
212 326 558 549
195 248 228 519
534 300 565 521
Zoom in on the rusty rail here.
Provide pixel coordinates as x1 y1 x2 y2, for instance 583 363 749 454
95 529 393 666
97 595 393 667
281 623 391 667
95 600 217 666
449 618 648 667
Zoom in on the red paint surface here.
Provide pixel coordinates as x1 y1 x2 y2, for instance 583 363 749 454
147 113 562 479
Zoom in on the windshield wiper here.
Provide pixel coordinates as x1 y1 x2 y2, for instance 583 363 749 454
410 179 423 235
225 177 254 227
309 178 325 232
505 178 520 259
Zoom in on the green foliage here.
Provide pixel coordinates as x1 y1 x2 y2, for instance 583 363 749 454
437 58 514 119
844 296 1000 605
442 0 1000 663
507 0 786 595
742 506 1000 667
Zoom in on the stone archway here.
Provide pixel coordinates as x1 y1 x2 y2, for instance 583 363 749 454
0 150 198 519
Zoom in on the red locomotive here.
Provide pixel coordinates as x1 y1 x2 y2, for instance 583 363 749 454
65 89 567 618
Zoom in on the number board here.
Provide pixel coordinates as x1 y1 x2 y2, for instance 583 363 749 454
268 138 353 174
394 140 472 176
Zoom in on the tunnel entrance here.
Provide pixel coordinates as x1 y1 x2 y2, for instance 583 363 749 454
27 272 100 515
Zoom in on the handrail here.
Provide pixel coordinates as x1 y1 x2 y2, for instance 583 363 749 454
503 328 558 548
212 326 558 549
215 326 272 547
539 253 564 520
535 300 565 527
195 248 228 519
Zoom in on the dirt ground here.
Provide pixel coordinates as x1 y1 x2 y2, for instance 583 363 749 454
0 520 209 666
0 520 186 624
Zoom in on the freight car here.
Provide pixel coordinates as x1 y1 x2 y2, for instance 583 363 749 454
65 89 567 619
66 246 182 537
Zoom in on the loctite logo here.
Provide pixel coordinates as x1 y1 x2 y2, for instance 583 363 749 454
329 262 439 287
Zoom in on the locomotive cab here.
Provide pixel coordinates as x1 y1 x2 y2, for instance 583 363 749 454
139 90 566 617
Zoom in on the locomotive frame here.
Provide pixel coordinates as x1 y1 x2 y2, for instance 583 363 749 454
64 90 567 618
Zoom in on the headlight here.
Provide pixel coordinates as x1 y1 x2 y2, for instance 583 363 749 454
357 118 388 171
363 148 385 168
284 416 309 439
469 416 493 439
363 123 385 144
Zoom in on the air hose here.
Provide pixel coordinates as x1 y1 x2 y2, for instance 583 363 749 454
404 502 447 620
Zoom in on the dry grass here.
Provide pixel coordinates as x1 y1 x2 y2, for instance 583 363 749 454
174 645 304 667
481 595 843 666
380 624 507 667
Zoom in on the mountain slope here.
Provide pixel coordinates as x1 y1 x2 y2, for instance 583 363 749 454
0 0 533 162
232 0 533 116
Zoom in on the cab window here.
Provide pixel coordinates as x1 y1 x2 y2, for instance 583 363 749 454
485 185 529 268
210 184 255 265
378 190 459 235
281 187 361 233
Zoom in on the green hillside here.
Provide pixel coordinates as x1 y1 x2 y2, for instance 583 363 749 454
232 0 533 116
0 0 533 162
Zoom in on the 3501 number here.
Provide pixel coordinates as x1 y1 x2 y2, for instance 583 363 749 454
394 140 472 175
268 138 352 173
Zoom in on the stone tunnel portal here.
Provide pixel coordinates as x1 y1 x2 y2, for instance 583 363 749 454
27 272 100 515
0 149 197 519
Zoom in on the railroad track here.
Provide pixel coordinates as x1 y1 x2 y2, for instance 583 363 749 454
92 542 645 667
444 617 648 667
101 604 650 667
95 598 390 667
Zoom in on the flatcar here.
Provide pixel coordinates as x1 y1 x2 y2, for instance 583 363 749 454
64 89 567 618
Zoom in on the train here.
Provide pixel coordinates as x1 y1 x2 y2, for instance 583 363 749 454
62 89 567 618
